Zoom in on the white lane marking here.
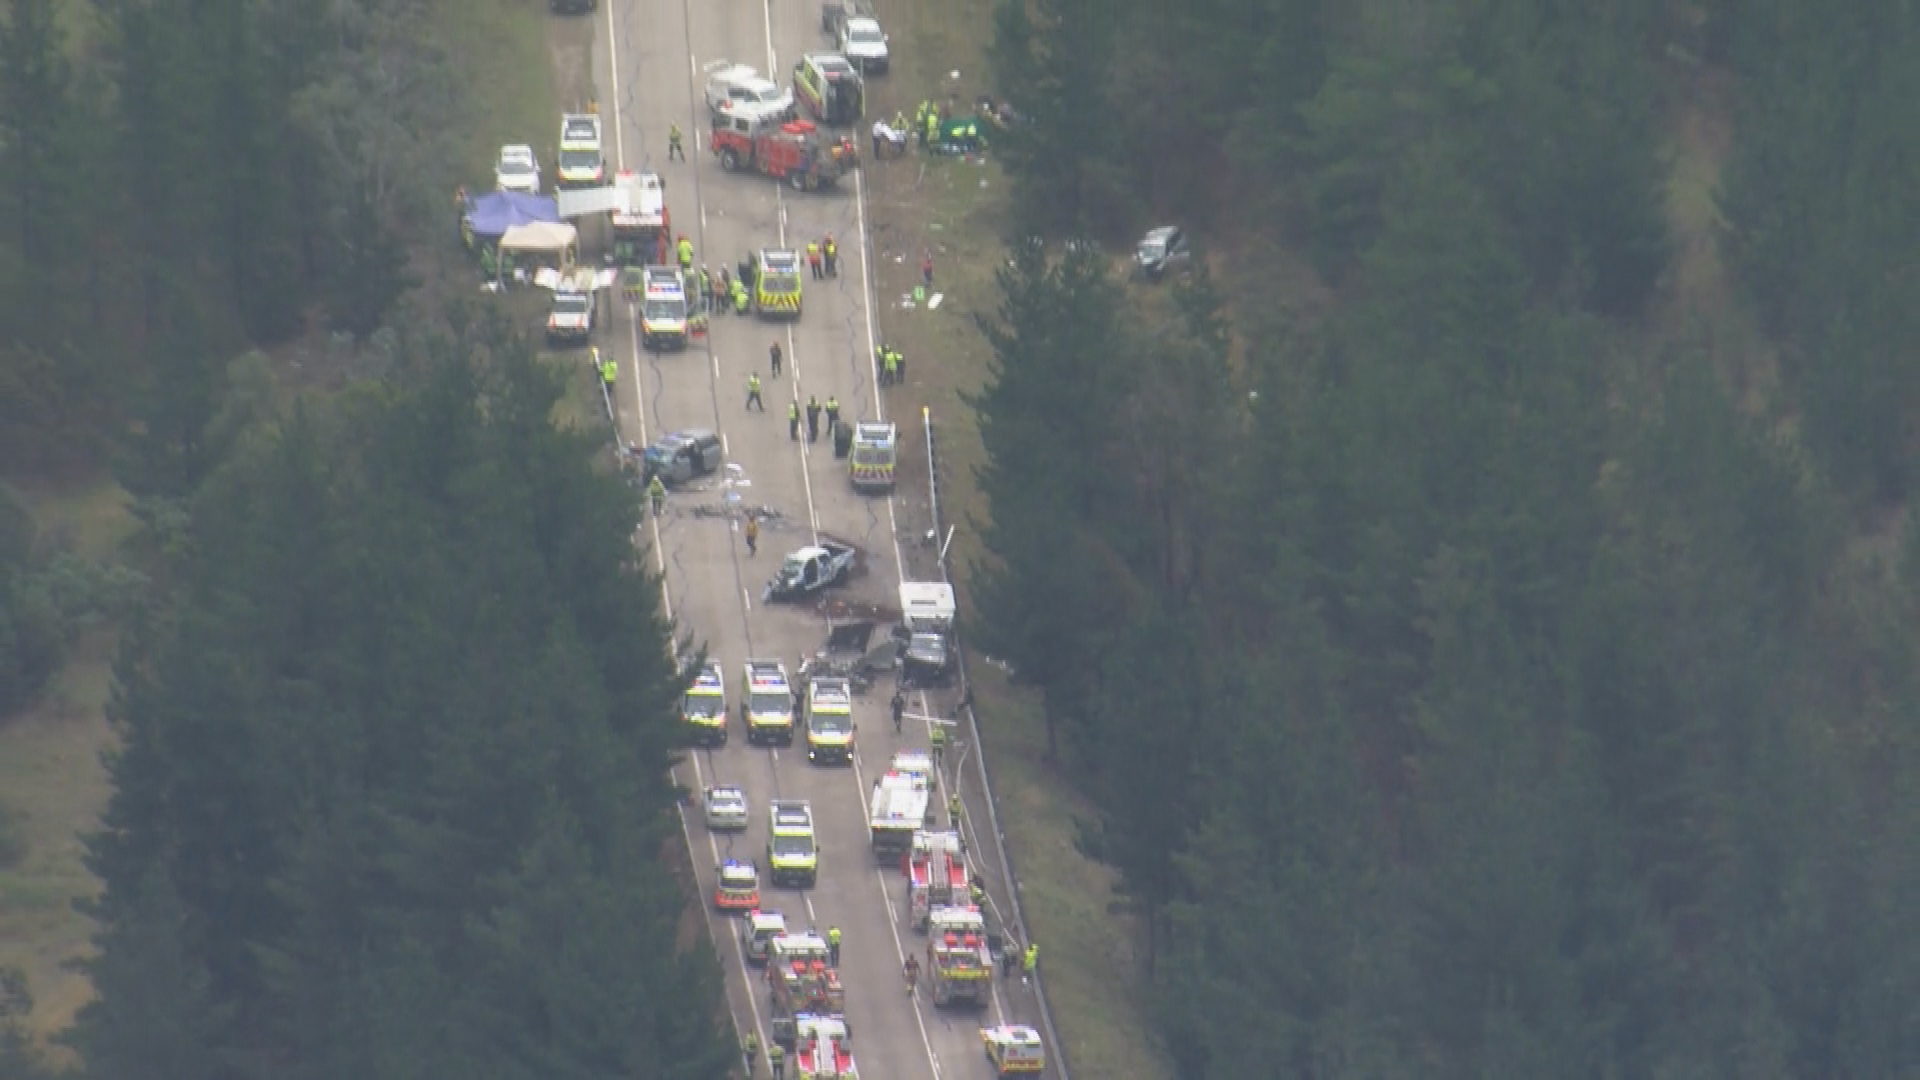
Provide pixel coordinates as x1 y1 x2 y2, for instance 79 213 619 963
741 586 753 612
713 351 721 380
685 751 776 1052
604 0 624 169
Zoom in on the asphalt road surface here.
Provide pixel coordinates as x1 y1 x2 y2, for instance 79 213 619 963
573 2 1056 1077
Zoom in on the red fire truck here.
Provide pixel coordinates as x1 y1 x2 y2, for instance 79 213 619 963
710 113 858 192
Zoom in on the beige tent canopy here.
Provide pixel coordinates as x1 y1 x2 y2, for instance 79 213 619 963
498 221 578 260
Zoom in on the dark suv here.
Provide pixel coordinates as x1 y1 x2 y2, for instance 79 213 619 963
642 430 723 486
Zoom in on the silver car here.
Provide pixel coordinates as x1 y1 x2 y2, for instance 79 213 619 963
1134 225 1192 282
705 784 749 830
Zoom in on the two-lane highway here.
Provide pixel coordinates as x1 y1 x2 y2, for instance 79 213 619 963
579 0 1046 1077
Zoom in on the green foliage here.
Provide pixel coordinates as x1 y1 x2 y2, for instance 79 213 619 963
0 0 472 477
973 4 1920 1075
0 484 145 716
69 313 728 1079
1719 0 1920 499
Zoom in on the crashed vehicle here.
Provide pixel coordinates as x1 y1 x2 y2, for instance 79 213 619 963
763 539 859 603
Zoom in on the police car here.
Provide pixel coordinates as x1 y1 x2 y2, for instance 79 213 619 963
683 660 728 747
742 660 797 746
704 784 749 831
767 799 819 887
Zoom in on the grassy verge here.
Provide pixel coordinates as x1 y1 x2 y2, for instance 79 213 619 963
865 2 1173 1077
0 480 133 1047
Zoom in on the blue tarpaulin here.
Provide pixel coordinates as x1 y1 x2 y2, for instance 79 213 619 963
463 191 560 240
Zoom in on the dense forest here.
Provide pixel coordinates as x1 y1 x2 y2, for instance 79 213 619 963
980 0 1920 1076
1 2 733 1076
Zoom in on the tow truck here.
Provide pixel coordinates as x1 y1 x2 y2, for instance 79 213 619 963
869 758 932 859
805 676 856 765
712 113 857 192
637 265 689 350
740 909 788 965
753 248 805 317
925 905 994 1006
742 660 798 746
610 171 670 265
906 828 970 930
767 800 819 887
714 859 760 912
767 933 844 1045
899 580 958 687
848 422 896 492
764 538 859 602
683 660 727 746
794 1015 857 1080
981 1026 1045 1078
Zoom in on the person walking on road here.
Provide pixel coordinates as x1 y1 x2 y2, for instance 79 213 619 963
769 341 782 377
827 926 841 965
647 474 666 517
744 515 759 556
891 690 905 734
788 400 801 441
929 721 947 765
806 241 823 279
742 1033 759 1076
746 373 764 412
805 397 821 443
677 235 694 270
768 1042 785 1080
668 122 685 162
823 396 840 440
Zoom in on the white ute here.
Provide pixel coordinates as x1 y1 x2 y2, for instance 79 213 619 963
704 62 796 124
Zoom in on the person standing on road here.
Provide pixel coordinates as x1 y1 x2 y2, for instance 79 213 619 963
891 690 905 733
806 241 823 279
668 122 685 162
647 474 666 517
788 401 801 441
698 267 712 312
677 235 694 270
768 1042 785 1080
732 277 750 315
823 396 840 439
746 373 764 412
805 397 821 442
824 234 838 277
1000 932 1020 978
929 721 947 765
827 925 841 965
742 1032 758 1076
1023 942 1038 984
744 515 759 556
769 341 783 377
948 791 963 828
884 349 900 387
